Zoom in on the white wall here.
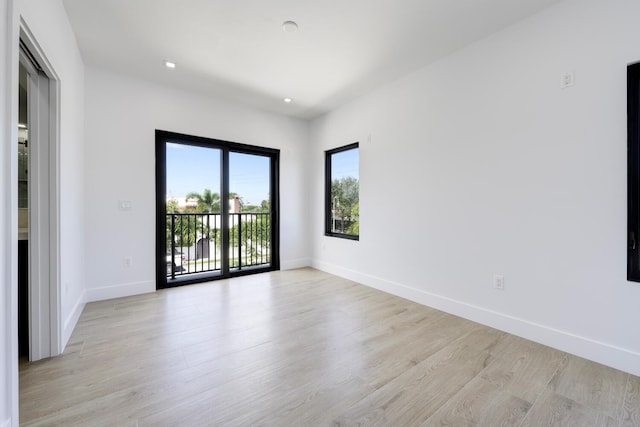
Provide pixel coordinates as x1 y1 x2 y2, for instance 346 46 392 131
83 67 310 301
1 0 85 423
310 0 640 376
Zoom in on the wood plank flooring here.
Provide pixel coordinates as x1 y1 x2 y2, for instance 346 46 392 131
19 268 640 426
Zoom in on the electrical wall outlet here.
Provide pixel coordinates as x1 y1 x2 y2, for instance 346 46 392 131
123 257 133 268
494 274 505 290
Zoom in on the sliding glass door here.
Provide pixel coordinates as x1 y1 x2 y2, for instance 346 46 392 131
156 131 279 288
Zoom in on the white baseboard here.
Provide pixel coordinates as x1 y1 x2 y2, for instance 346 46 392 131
281 257 311 270
84 280 155 303
62 291 86 347
312 260 640 377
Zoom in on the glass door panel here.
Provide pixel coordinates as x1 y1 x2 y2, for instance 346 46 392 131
166 143 222 279
229 152 272 271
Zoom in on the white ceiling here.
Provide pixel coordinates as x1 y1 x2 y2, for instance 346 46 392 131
62 0 562 120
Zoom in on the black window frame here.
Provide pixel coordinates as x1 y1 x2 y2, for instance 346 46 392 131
627 63 640 282
325 142 360 241
628 63 640 281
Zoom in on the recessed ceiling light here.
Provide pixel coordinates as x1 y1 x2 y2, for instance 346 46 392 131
163 60 176 69
283 97 293 103
282 21 298 33
18 124 27 129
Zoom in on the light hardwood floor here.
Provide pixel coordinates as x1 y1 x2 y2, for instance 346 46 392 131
19 268 640 426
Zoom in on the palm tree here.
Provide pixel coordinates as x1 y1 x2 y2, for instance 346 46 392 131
186 188 220 213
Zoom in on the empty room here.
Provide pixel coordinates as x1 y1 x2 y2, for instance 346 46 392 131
2 0 640 425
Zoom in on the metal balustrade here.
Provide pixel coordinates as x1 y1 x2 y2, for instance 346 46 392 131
167 212 271 279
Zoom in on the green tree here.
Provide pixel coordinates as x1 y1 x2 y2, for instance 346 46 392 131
240 198 270 213
346 202 359 235
166 214 197 248
229 214 271 267
166 198 196 248
186 188 221 213
166 193 213 250
166 198 179 214
331 176 359 234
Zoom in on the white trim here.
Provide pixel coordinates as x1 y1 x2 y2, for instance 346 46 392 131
281 257 311 270
3 0 19 423
85 281 155 303
62 292 85 347
312 260 640 377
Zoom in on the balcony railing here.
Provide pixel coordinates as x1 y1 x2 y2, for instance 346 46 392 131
167 212 271 279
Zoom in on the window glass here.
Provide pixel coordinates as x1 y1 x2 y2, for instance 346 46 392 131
326 143 359 239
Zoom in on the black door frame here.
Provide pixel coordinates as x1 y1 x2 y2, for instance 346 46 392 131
155 130 280 289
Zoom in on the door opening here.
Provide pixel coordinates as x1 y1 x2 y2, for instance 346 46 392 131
18 32 61 361
17 61 29 358
156 130 280 288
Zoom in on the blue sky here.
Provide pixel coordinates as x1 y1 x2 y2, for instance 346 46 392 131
230 152 270 205
167 143 358 204
166 143 270 205
331 148 359 180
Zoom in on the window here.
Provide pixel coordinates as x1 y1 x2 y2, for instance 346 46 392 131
325 143 359 240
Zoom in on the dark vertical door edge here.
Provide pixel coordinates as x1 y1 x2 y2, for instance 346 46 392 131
628 63 640 282
155 134 168 288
